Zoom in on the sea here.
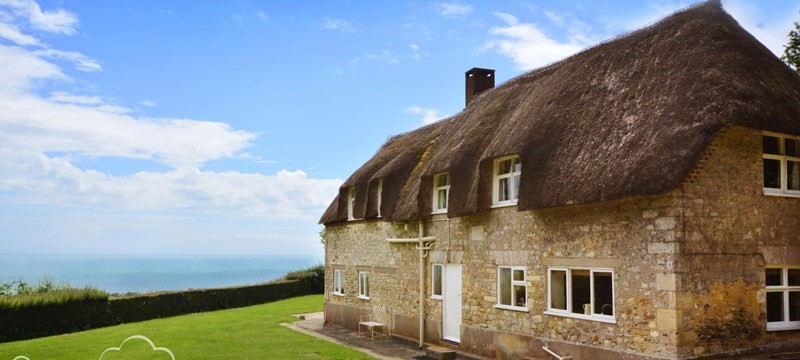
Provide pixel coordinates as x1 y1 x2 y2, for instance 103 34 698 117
0 255 322 294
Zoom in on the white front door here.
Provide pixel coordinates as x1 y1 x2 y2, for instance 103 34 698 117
443 264 462 343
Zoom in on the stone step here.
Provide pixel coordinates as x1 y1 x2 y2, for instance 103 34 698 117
425 345 457 360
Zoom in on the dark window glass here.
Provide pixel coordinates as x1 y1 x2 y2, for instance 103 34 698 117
513 284 526 307
767 292 784 322
764 159 781 189
593 272 614 316
766 268 783 286
570 270 590 315
789 269 800 286
790 291 800 322
764 136 781 155
786 138 800 157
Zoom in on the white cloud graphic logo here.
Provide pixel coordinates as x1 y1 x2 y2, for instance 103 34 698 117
98 335 175 360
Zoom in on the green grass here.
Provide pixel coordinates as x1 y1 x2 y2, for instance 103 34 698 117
0 295 373 360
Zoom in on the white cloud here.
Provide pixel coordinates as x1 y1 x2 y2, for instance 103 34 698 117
0 0 78 35
257 11 268 24
0 149 342 220
0 44 63 90
409 43 422 61
0 0 343 225
0 92 254 167
322 17 355 32
485 11 587 70
438 2 473 17
34 48 101 72
0 22 39 45
406 106 445 125
49 91 103 105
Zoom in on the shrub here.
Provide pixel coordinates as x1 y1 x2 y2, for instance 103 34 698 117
0 288 108 310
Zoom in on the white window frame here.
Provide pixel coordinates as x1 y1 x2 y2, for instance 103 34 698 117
431 264 443 300
765 265 800 331
347 187 356 221
492 155 521 207
432 173 450 214
762 133 800 197
358 271 370 300
376 180 383 218
545 267 616 324
333 269 345 296
495 266 528 312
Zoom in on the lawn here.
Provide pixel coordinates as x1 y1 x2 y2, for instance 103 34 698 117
0 295 373 360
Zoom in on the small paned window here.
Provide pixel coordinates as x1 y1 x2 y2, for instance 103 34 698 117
766 266 800 331
433 173 450 213
347 187 356 220
333 269 344 296
358 271 370 300
763 134 800 196
493 156 521 206
432 264 443 299
496 266 527 311
547 267 615 323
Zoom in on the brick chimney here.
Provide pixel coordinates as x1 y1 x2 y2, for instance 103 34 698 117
465 67 495 106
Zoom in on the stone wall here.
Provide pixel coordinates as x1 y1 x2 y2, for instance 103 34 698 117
675 126 800 358
323 126 800 359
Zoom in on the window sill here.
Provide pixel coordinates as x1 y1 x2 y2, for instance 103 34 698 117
763 190 800 198
544 310 617 324
494 304 529 312
431 209 447 215
767 323 800 332
357 295 370 300
491 202 518 209
332 292 344 297
431 295 442 300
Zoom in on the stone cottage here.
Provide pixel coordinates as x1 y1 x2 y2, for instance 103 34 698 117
319 2 800 359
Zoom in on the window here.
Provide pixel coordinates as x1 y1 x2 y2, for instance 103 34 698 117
432 264 443 299
432 173 450 213
763 134 800 196
496 266 527 311
347 187 356 220
358 271 370 300
376 180 383 218
766 266 800 331
493 155 521 206
547 267 615 323
333 269 344 296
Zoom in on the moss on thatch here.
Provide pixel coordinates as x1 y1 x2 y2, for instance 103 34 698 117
321 1 800 225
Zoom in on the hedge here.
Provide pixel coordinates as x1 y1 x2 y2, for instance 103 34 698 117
0 277 322 343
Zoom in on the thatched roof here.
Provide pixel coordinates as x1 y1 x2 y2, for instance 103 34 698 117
320 1 800 225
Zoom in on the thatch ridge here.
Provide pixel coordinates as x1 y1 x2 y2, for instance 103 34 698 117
321 1 800 225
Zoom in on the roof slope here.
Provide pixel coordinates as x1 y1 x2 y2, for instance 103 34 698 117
321 1 800 225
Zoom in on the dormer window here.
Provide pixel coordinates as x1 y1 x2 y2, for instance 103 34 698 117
347 187 356 220
377 179 383 218
432 173 450 214
493 155 521 206
763 134 800 197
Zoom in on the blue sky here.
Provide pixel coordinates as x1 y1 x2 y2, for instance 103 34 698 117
0 0 798 257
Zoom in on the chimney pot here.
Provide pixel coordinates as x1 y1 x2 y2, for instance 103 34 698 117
465 67 495 106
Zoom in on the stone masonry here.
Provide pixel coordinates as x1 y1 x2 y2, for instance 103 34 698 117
324 126 800 359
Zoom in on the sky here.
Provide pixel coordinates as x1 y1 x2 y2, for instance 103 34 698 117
0 0 798 257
